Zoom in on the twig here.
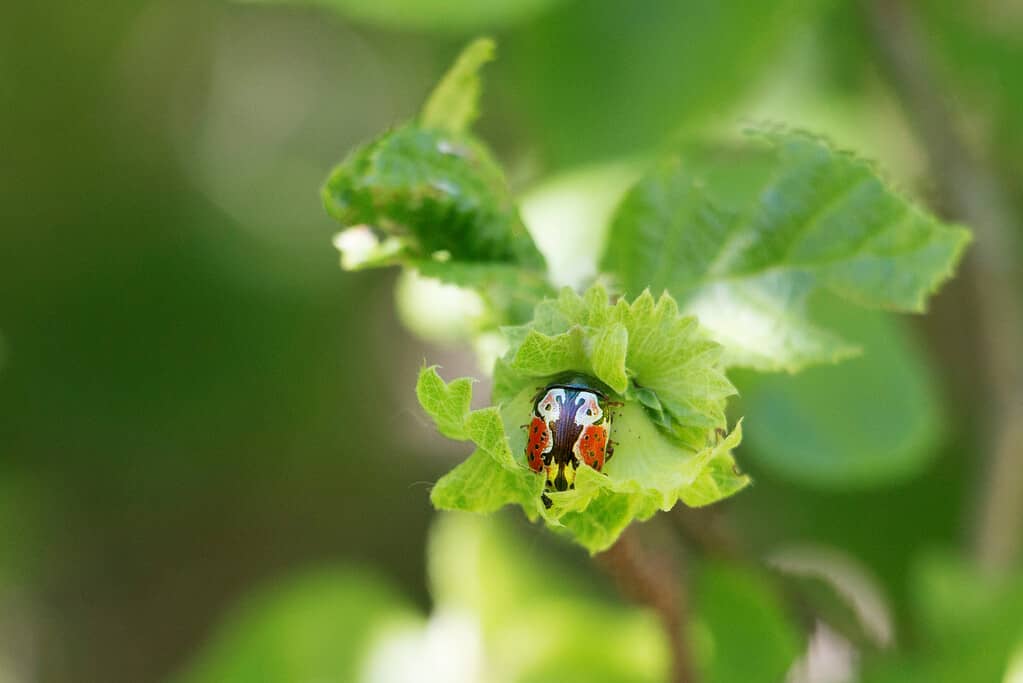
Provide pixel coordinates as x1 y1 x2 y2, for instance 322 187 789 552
597 526 697 683
863 0 1023 572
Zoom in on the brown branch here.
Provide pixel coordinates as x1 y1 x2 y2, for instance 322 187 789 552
597 526 698 683
863 0 1023 572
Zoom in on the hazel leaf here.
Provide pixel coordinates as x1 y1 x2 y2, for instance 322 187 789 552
419 286 748 554
323 40 548 333
680 426 750 508
602 128 972 372
497 285 735 450
618 290 734 433
415 366 474 440
538 409 747 552
430 448 542 517
510 328 588 377
586 322 629 394
323 124 542 269
425 389 544 521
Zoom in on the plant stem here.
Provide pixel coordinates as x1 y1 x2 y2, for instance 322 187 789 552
863 0 1023 572
597 526 697 683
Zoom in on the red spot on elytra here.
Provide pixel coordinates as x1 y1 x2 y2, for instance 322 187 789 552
576 425 608 470
525 416 549 472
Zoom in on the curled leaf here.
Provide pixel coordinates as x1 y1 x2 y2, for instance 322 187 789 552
419 285 748 553
323 124 542 269
323 40 550 336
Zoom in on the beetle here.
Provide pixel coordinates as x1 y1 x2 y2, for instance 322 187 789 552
524 372 616 507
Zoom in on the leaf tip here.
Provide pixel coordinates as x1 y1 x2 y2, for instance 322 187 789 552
421 37 498 133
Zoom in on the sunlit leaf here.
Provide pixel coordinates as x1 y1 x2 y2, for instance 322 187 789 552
419 285 747 553
416 366 474 440
603 128 971 372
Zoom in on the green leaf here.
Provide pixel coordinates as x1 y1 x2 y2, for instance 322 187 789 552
323 41 550 336
510 328 589 378
498 286 735 448
421 286 748 553
323 42 543 271
740 302 944 488
323 124 542 269
420 371 544 519
171 569 418 683
430 447 541 515
678 425 749 508
587 322 629 394
415 366 474 440
421 38 495 133
618 291 734 435
694 562 803 683
602 128 972 372
551 414 746 552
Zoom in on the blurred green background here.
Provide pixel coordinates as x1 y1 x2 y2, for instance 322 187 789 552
3 0 1022 681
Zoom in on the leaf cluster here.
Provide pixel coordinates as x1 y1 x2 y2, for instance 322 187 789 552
420 283 748 552
323 40 970 552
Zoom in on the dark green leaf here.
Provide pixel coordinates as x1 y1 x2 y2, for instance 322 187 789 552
740 301 944 487
324 124 543 268
694 562 803 683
